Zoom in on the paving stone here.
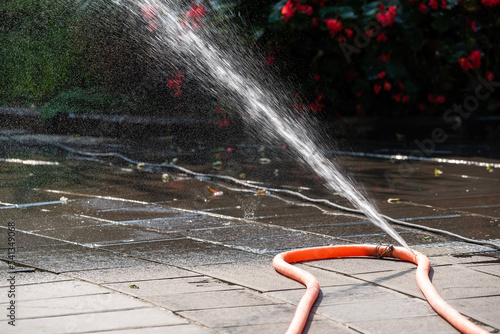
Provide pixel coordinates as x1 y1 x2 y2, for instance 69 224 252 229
256 211 366 229
12 244 149 273
216 316 356 334
225 233 338 253
178 304 298 328
0 307 188 333
427 254 500 266
0 293 150 319
268 282 406 308
65 262 199 284
315 297 437 323
188 260 361 292
147 289 281 312
0 230 65 249
104 276 241 297
117 214 245 235
34 224 176 247
184 224 291 242
307 256 416 275
0 208 111 232
103 238 271 267
349 315 459 334
448 295 500 330
468 263 500 277
95 324 213 334
354 264 500 300
0 271 71 287
0 279 108 301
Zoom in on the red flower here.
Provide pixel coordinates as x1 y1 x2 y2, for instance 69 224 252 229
325 19 342 36
442 0 448 8
471 21 477 32
309 101 325 113
383 81 392 91
218 118 230 128
167 78 183 90
173 89 183 97
186 4 206 18
281 1 295 21
481 0 500 6
418 3 427 13
470 50 481 69
391 94 401 102
141 5 158 32
344 28 353 38
429 0 439 9
377 71 386 79
297 4 313 15
402 95 410 103
265 55 275 66
356 91 363 97
365 28 374 39
185 4 206 28
378 52 391 62
216 106 222 113
428 94 446 104
458 57 473 71
485 71 495 82
376 32 388 42
313 74 320 81
376 6 397 27
373 84 382 94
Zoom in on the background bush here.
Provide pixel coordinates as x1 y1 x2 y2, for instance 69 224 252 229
262 0 500 118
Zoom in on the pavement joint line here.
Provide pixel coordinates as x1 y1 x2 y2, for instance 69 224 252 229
167 204 363 244
0 306 152 322
39 188 152 205
0 200 71 209
0 292 112 303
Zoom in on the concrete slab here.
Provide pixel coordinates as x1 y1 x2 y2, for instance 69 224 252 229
215 316 357 334
103 238 271 267
0 271 71 286
349 315 459 334
268 282 406 307
104 276 242 296
467 263 500 277
0 307 188 334
306 257 416 275
354 264 500 300
12 244 149 273
34 224 177 247
146 289 282 312
0 279 109 301
0 293 149 319
117 214 245 234
448 295 500 330
0 230 65 248
314 297 437 323
64 262 200 284
189 260 361 292
225 233 338 253
95 324 214 334
178 304 298 328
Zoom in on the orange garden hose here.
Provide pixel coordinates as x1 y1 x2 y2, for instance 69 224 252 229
273 244 489 334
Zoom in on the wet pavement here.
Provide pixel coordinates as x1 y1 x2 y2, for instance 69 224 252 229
1 129 500 333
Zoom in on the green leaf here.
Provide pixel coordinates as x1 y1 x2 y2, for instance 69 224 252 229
403 26 424 51
361 1 382 17
431 15 451 32
386 60 408 78
319 6 358 19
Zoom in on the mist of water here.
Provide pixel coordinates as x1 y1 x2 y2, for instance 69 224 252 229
103 0 411 251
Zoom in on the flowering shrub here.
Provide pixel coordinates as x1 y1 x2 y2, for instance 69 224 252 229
267 0 500 117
